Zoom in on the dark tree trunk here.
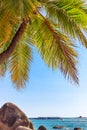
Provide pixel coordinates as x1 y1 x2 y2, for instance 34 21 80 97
0 20 28 65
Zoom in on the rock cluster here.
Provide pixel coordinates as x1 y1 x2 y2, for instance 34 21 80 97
0 102 83 130
0 102 34 130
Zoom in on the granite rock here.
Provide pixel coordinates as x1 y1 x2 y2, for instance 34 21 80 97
74 128 82 130
15 126 33 130
0 102 34 130
38 125 46 130
53 125 64 129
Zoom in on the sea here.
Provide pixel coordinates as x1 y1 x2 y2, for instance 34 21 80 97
30 117 87 130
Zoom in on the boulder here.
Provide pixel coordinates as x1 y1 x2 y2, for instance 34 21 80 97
38 125 47 130
74 128 82 130
53 125 64 129
15 126 32 130
0 102 34 130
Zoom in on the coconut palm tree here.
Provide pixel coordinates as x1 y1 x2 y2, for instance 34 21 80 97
0 0 87 88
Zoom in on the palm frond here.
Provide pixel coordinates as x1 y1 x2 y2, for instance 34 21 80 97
0 0 37 23
44 0 87 47
8 41 32 89
0 22 13 51
0 62 7 76
30 14 78 84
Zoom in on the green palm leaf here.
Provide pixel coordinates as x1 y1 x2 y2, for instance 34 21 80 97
44 0 87 47
0 0 37 23
0 62 7 76
8 41 32 89
30 14 78 84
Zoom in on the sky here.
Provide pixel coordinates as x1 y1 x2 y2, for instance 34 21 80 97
0 44 87 118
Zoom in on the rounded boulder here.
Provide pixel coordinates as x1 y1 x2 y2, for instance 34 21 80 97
74 128 82 130
38 125 47 130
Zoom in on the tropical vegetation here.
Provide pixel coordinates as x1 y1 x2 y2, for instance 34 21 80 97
0 0 87 88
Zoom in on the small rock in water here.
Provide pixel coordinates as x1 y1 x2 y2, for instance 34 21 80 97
38 125 47 130
53 125 64 129
74 128 82 130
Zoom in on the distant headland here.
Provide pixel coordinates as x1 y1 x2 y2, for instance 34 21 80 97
30 117 63 120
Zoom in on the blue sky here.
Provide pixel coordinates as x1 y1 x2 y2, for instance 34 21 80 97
0 44 87 118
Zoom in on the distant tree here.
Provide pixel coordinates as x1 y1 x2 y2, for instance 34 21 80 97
0 0 87 88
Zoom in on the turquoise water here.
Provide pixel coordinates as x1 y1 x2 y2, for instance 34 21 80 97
30 118 87 130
